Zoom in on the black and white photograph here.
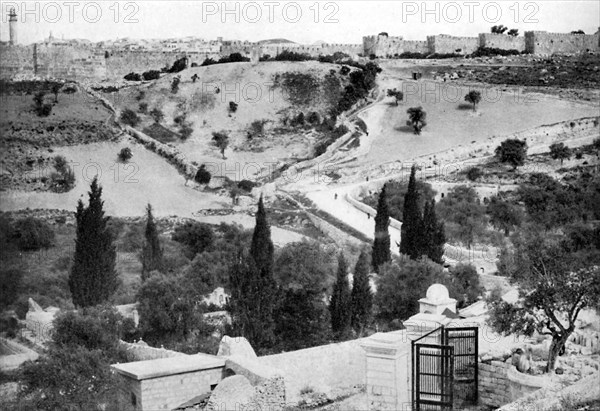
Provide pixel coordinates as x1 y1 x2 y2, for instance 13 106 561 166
0 1 599 410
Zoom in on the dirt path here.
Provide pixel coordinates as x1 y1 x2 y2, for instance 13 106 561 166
281 70 599 270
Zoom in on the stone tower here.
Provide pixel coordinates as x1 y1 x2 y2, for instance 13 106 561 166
9 7 17 46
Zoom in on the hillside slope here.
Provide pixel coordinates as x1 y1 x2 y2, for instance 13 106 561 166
112 61 355 177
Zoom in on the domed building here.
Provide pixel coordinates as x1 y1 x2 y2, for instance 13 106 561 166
419 283 457 315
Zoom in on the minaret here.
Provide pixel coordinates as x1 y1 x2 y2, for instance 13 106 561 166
9 7 17 46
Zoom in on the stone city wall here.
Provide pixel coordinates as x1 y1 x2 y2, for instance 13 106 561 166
427 34 480 55
0 45 35 79
525 31 600 55
479 33 526 52
363 35 429 57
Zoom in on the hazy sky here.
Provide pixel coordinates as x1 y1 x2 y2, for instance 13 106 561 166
1 1 599 45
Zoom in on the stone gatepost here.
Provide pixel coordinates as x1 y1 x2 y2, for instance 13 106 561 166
360 331 412 411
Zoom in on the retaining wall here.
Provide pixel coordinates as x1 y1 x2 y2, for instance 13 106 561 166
479 359 549 408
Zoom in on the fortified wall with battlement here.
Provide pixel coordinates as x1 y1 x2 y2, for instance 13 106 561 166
364 30 599 57
525 31 600 55
1 28 599 81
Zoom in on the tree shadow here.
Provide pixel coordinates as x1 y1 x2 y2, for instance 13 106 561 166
457 103 474 111
395 125 416 134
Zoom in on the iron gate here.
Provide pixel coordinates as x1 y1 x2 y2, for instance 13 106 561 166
413 343 454 410
412 326 479 410
444 327 479 406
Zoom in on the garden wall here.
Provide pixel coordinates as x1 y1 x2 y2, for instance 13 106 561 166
479 359 549 408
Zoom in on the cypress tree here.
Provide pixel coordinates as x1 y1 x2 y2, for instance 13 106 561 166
372 184 391 273
330 253 352 339
351 249 373 336
423 199 445 264
69 177 118 307
141 204 163 281
229 195 276 350
250 195 274 279
400 165 423 259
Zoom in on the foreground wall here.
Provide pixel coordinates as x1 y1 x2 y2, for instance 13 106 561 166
260 337 369 402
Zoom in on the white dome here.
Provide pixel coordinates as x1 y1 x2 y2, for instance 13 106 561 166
426 284 449 303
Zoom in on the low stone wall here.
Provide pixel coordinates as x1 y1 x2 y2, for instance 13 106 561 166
224 356 286 410
119 340 186 362
479 359 550 408
0 338 39 371
479 360 511 407
345 190 402 231
125 126 198 179
260 337 370 403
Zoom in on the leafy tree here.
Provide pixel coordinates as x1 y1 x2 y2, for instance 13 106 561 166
549 142 572 165
33 91 52 117
518 173 582 229
406 106 427 135
274 240 336 292
421 199 446 264
212 131 230 159
142 70 160 80
49 155 75 193
487 229 600 371
487 195 523 236
464 90 482 112
195 164 212 185
437 185 488 248
229 101 238 113
141 204 164 281
172 221 214 257
351 249 373 336
124 72 142 81
117 147 133 162
137 274 197 344
467 166 483 181
69 177 118 307
495 138 527 169
119 108 140 127
387 88 404 105
507 28 519 37
149 107 164 123
168 57 188 73
138 102 148 113
0 268 23 310
372 184 391 272
19 306 131 411
376 257 445 321
491 25 508 34
51 82 61 103
330 253 352 339
171 76 181 94
12 217 55 251
571 30 585 34
229 185 242 205
447 264 483 308
273 241 333 350
274 287 331 351
400 165 423 259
